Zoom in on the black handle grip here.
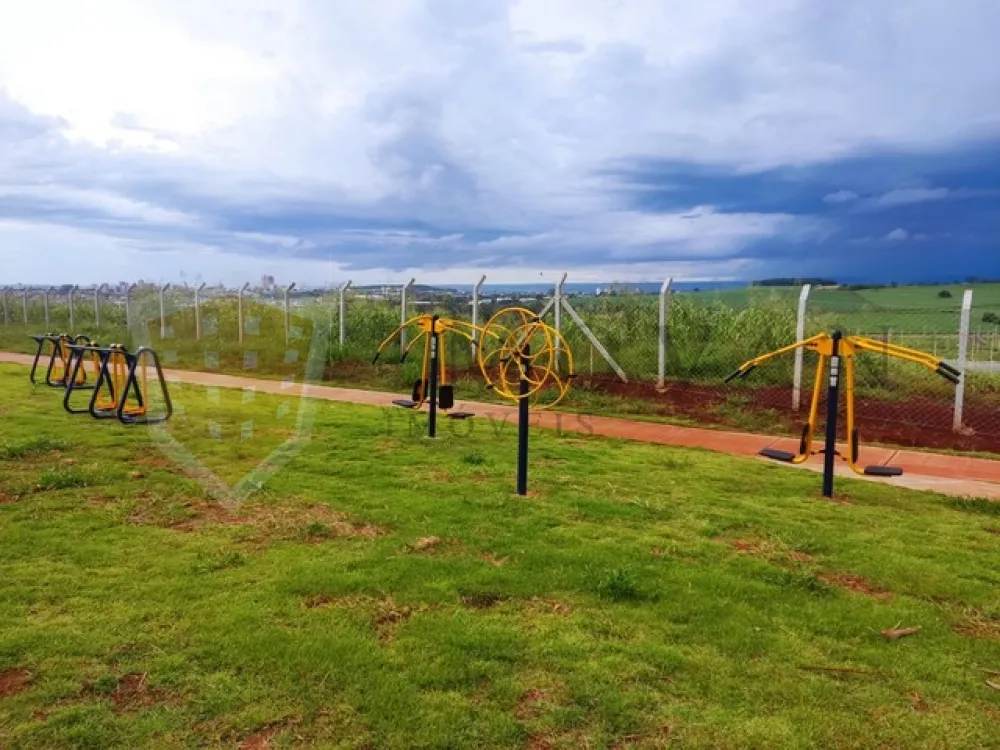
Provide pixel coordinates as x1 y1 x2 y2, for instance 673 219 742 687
371 352 381 365
725 364 755 383
400 351 409 364
935 365 961 384
938 361 961 377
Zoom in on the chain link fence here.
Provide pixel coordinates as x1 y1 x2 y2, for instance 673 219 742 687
3 280 999 454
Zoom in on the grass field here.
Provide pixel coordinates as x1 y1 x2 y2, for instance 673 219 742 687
1 363 999 748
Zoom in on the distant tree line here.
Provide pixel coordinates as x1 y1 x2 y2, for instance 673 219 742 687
751 278 838 287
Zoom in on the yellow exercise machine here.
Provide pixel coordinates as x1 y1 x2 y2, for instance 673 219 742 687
726 330 961 496
30 332 92 389
477 307 574 495
63 342 173 425
372 314 489 428
477 306 574 410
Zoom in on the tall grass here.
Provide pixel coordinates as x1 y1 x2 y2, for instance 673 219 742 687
1 291 995 406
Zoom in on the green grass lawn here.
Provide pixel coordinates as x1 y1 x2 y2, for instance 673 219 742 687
1 363 999 748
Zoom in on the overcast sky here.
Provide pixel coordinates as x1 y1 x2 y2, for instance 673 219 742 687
1 0 998 287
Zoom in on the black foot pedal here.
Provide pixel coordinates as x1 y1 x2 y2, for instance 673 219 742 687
864 466 903 477
760 448 796 462
393 399 418 409
447 411 474 420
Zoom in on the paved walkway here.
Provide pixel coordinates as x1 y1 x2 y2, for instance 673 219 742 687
5 351 999 499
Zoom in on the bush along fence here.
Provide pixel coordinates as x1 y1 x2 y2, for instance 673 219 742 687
2 279 999 454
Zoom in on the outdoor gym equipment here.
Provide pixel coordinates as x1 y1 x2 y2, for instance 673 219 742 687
477 307 574 495
726 331 961 497
63 342 173 425
30 333 94 388
372 314 487 436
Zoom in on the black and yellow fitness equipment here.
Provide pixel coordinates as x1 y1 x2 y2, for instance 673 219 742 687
63 342 173 425
29 333 92 389
477 307 574 495
373 314 488 436
726 330 961 497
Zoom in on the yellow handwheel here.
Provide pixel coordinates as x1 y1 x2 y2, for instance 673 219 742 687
477 307 574 408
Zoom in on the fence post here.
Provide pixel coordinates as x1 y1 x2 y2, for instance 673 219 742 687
126 283 136 331
68 285 77 331
93 284 106 329
657 276 673 390
1 287 8 327
44 287 53 328
953 289 974 432
792 284 813 410
554 272 567 354
471 274 486 358
238 282 250 344
339 280 351 346
22 288 29 326
283 282 296 342
159 283 171 338
400 278 415 350
194 283 206 340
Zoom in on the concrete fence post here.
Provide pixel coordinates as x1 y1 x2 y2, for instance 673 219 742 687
471 274 486 358
400 278 415 350
44 287 53 328
126 283 136 331
238 282 250 344
68 285 77 331
657 276 673 390
283 282 296 342
159 283 171 338
195 283 206 340
554 272 567 354
953 289 974 432
792 284 813 410
339 281 352 347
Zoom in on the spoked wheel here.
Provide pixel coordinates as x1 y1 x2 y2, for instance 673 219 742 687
477 307 574 408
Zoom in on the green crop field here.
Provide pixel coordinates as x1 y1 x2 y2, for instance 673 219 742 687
1 363 999 748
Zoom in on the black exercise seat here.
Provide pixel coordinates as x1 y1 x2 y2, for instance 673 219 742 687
759 448 797 462
392 399 418 409
863 465 903 477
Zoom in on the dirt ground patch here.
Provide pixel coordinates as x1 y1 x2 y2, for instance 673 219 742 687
120 494 384 542
953 607 1000 640
721 536 815 565
479 552 506 567
81 673 178 714
239 724 281 750
0 667 32 697
819 573 892 600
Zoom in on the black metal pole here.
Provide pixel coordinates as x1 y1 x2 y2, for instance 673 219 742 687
516 346 530 496
428 315 439 439
822 331 843 498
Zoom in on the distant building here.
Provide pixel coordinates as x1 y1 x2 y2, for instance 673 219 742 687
261 275 276 292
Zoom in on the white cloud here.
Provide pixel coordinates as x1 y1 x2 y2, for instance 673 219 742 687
885 228 909 242
0 0 998 280
868 187 951 209
823 190 859 204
